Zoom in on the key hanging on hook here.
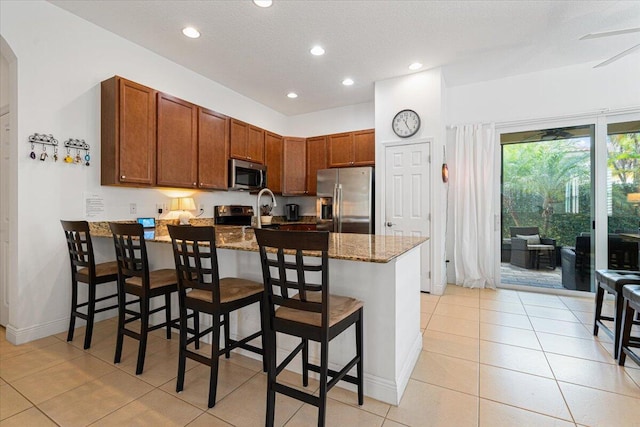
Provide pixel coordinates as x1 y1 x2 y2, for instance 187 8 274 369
75 148 82 164
40 145 48 161
84 148 90 166
64 146 73 163
29 143 36 160
53 146 58 162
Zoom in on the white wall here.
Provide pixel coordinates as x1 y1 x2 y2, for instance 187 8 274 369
0 1 368 343
447 57 640 124
0 53 8 111
374 69 448 295
287 102 374 137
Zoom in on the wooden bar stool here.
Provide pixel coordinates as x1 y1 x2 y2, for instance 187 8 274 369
109 222 181 375
594 269 640 359
618 284 640 367
255 229 364 427
167 225 265 408
61 220 120 349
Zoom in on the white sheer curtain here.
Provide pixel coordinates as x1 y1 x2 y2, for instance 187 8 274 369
452 123 497 289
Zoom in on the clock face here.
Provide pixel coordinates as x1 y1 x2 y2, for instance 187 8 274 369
392 109 420 138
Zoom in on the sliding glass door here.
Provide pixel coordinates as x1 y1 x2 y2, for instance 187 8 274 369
500 125 594 292
606 120 640 272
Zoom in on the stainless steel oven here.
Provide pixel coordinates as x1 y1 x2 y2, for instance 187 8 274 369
228 159 266 191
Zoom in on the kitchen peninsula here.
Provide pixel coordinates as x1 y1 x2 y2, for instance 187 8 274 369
90 221 427 405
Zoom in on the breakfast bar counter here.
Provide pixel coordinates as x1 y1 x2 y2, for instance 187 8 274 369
90 221 427 405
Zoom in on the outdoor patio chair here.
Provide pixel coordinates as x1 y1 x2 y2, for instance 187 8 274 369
509 226 556 270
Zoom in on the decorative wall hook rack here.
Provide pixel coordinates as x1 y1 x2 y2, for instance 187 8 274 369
63 138 91 166
28 133 59 161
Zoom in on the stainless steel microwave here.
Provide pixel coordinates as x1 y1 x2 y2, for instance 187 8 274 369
228 159 267 191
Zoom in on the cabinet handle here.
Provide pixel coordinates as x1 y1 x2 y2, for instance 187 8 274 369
121 175 126 179
193 182 197 186
200 183 203 186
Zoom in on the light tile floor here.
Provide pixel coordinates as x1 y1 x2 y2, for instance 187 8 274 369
1 287 639 426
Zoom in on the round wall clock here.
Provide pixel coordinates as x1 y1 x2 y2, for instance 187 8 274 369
392 109 420 138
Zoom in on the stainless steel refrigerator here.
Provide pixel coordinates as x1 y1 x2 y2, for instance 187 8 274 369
316 167 374 234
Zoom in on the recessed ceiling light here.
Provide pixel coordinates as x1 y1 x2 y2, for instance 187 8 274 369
310 46 325 56
287 92 298 99
253 0 273 7
182 27 200 38
342 78 354 86
409 62 423 71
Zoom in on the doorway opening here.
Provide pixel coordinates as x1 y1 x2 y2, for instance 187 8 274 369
500 125 594 292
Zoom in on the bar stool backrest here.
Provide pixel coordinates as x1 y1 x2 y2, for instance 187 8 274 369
61 220 97 280
167 225 221 303
109 222 150 289
254 229 329 329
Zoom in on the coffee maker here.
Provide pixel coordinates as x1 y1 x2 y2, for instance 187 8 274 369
285 204 300 221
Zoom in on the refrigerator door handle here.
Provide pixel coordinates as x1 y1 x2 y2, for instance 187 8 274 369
332 184 338 232
337 184 343 233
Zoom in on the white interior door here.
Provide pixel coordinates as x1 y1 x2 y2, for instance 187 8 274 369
384 142 431 291
0 112 10 326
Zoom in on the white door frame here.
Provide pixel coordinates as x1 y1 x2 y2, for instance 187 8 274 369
1 37 18 331
380 138 433 292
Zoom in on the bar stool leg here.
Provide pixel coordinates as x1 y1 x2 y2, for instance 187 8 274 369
114 287 126 364
84 284 97 350
176 303 188 393
318 340 329 427
594 283 605 336
164 293 172 339
223 313 231 359
614 290 626 359
618 299 635 366
356 312 364 405
208 315 221 408
136 298 149 375
67 278 79 343
302 338 309 387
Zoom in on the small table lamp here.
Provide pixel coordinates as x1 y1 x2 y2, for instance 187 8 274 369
170 197 196 225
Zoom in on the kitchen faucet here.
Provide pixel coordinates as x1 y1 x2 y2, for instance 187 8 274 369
256 187 277 229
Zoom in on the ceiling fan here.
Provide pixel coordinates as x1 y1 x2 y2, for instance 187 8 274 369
580 27 640 68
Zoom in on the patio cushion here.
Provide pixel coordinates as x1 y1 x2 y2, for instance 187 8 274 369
516 234 541 245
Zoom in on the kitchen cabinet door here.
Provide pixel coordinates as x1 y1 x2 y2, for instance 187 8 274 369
282 137 306 195
230 119 265 164
198 108 229 190
305 136 327 195
229 118 248 161
247 125 265 163
156 92 198 188
265 132 283 194
353 129 375 166
101 76 156 186
327 132 354 168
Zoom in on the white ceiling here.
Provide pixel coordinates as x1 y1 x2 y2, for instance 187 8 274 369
48 0 640 116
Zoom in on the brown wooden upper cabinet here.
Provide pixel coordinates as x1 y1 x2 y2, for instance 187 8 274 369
101 76 156 186
230 118 265 164
156 92 198 188
264 132 283 194
282 137 306 196
198 108 230 190
327 129 375 168
305 136 327 196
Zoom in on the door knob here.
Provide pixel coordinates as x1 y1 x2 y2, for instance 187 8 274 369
386 221 394 227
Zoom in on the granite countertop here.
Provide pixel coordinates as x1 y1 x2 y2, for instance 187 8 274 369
89 219 427 263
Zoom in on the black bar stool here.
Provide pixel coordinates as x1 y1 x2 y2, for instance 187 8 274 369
255 229 364 427
167 225 265 408
60 220 119 349
109 222 182 375
594 269 640 359
618 284 640 367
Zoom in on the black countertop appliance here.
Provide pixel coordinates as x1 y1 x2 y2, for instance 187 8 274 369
285 204 300 221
